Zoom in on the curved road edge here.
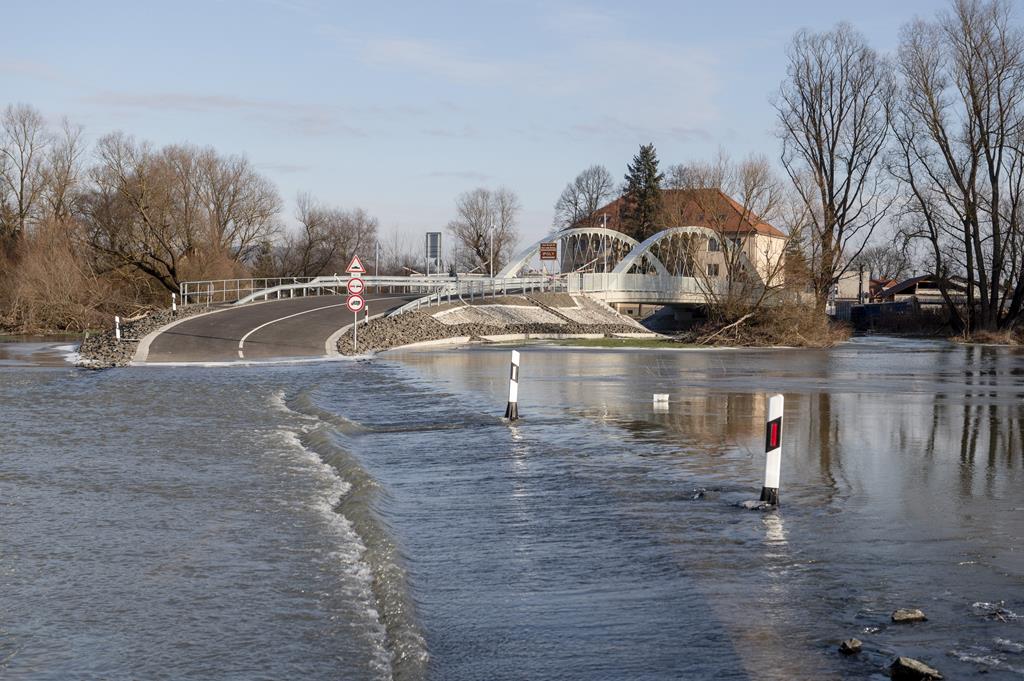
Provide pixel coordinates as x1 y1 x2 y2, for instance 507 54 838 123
131 306 237 364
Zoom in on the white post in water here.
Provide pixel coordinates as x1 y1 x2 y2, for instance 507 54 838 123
114 315 121 342
171 292 177 314
504 349 520 420
760 394 784 506
353 310 358 354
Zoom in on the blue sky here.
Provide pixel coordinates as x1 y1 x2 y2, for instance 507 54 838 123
2 0 950 245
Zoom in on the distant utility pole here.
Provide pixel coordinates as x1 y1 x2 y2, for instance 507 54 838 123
489 222 495 279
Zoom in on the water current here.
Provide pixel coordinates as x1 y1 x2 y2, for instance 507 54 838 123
1 336 1023 679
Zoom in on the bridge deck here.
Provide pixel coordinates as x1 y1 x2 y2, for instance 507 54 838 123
139 294 415 363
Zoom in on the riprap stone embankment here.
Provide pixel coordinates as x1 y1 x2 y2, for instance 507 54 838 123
78 306 211 368
336 293 654 355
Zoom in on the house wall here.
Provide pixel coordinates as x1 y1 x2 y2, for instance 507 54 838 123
745 234 786 284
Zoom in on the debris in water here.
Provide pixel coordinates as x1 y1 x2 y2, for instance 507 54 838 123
889 656 943 680
972 601 1019 621
838 638 862 655
891 608 927 623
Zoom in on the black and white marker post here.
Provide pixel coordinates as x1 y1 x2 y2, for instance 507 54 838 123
114 315 121 342
504 349 520 420
171 292 177 314
759 393 784 506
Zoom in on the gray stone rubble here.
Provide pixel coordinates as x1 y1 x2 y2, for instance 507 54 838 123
77 305 211 368
338 295 646 355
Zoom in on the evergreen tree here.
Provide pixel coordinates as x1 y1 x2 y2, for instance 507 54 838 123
619 143 664 241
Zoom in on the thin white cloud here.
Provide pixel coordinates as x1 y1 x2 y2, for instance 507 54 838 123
360 37 505 81
258 162 314 174
87 91 366 137
320 13 721 141
0 59 61 81
421 124 478 139
423 170 492 182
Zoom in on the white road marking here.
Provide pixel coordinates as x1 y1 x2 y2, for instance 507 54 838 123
235 295 409 359
237 302 347 359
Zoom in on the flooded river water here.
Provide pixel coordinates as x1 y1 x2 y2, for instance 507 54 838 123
1 336 1022 679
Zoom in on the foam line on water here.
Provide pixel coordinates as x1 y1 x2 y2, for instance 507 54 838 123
273 428 391 679
270 388 428 680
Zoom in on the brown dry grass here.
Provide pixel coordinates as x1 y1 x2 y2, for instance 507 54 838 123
680 301 849 347
0 221 133 333
953 329 1024 346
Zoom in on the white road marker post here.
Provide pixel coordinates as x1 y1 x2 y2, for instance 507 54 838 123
760 394 784 506
171 292 177 314
504 350 520 421
114 315 121 342
653 393 669 412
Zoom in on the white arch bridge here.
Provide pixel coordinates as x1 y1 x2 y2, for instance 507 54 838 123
178 226 767 314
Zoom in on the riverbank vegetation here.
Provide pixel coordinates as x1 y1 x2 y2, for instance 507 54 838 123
5 0 1024 347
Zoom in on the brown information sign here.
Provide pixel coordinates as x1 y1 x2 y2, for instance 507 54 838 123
539 242 558 260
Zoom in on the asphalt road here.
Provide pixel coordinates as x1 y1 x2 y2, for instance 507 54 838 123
141 294 415 363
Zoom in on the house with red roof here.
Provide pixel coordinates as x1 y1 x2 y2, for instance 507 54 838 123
585 188 787 283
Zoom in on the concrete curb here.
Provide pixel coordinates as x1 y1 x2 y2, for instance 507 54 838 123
480 333 530 342
325 311 390 356
529 332 606 340
383 336 473 352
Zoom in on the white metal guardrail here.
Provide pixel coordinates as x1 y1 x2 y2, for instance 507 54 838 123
180 275 471 305
386 276 564 316
179 271 742 310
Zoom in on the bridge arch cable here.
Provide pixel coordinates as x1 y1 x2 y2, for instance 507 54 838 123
496 227 669 278
611 225 765 285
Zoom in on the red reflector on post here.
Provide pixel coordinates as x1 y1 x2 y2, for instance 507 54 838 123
765 417 782 451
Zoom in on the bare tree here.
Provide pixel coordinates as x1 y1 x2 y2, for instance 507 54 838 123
892 0 1024 332
776 22 896 311
41 118 85 222
553 164 616 229
83 133 281 293
447 187 520 273
378 226 422 275
665 153 790 321
196 149 282 263
0 103 49 242
276 193 378 276
851 241 913 281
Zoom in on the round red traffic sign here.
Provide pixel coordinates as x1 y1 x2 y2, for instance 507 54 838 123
347 277 365 295
346 294 365 312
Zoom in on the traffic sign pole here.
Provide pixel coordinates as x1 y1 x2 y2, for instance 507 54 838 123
345 254 366 354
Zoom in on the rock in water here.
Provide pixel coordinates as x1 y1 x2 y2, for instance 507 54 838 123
889 656 942 680
891 608 927 623
838 638 862 655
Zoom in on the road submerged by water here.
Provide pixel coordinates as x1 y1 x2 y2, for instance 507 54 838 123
1 336 1023 680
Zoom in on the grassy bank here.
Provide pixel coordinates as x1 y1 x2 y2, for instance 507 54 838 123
533 337 693 349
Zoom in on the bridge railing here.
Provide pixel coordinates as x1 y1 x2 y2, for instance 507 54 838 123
386 276 564 316
180 275 474 305
180 270 725 308
180 277 323 305
568 272 714 296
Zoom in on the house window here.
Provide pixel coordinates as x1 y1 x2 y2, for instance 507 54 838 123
707 263 720 277
707 238 720 252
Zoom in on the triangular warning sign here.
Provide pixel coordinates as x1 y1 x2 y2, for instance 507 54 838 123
346 254 366 274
